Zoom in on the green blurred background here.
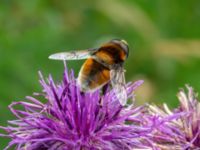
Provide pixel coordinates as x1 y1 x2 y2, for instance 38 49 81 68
1 0 200 148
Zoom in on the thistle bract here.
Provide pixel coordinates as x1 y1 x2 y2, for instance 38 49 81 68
0 66 153 150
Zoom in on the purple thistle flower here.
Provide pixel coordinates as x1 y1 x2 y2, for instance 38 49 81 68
0 66 153 150
146 85 200 149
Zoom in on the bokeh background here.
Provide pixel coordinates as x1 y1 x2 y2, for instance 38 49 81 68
1 0 200 148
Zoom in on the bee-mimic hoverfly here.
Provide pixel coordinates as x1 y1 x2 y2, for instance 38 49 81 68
49 39 129 106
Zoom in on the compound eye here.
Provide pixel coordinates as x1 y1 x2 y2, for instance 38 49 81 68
120 40 129 58
121 40 128 46
110 39 129 58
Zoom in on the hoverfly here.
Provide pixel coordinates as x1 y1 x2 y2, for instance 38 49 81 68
49 39 129 106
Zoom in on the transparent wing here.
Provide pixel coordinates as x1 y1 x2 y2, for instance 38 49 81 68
110 66 127 106
49 49 97 60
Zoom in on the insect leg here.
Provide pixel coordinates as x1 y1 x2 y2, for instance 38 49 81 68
102 82 110 95
99 82 110 106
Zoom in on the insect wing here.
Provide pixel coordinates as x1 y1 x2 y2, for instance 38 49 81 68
49 49 97 60
110 67 127 106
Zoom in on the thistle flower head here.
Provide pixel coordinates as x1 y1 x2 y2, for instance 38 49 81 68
0 66 153 150
147 85 200 149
